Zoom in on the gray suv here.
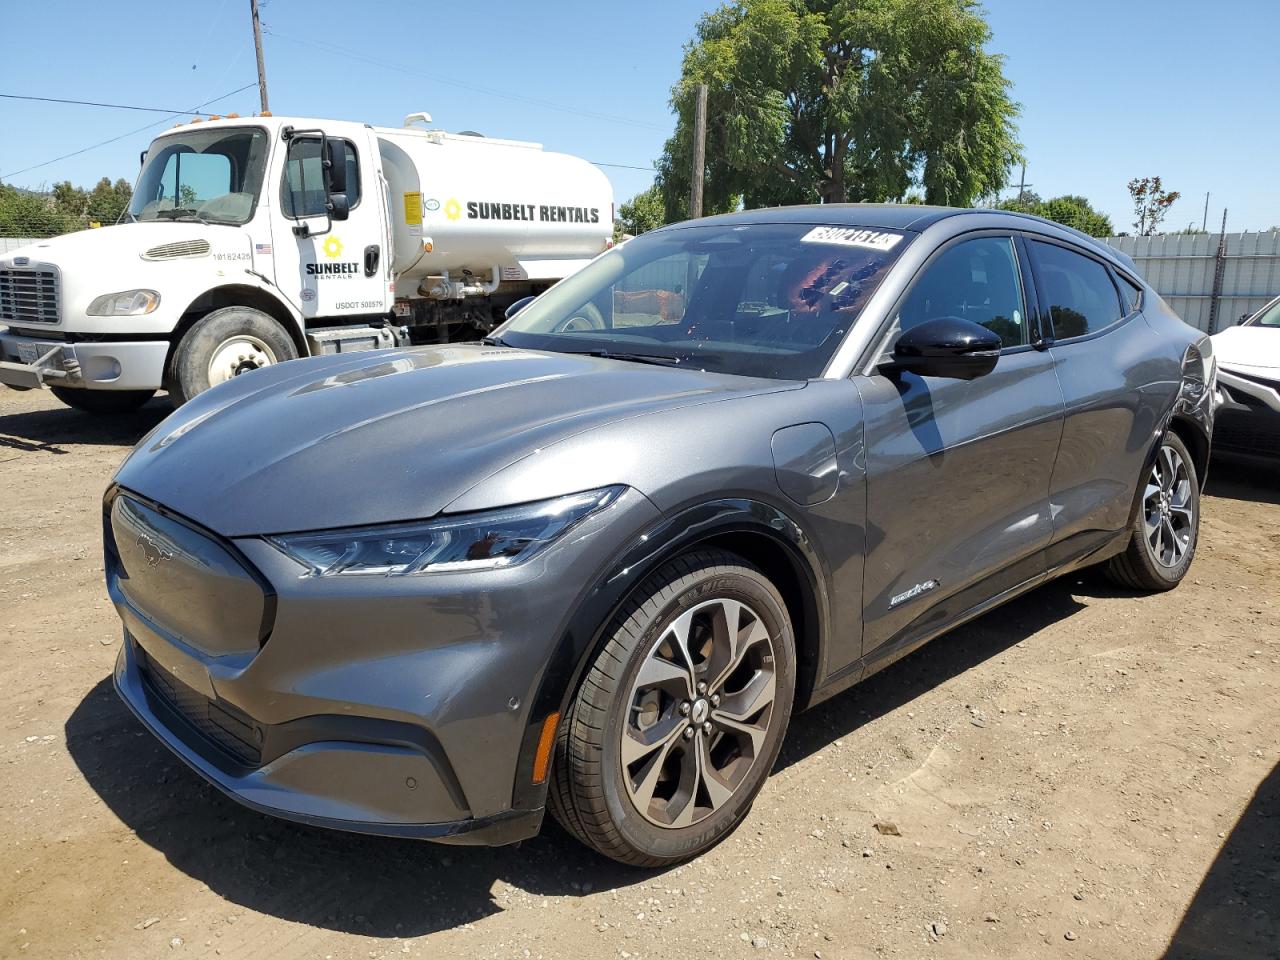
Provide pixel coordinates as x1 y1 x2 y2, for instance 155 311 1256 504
106 205 1214 865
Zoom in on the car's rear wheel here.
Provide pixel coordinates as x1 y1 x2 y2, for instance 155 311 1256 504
50 386 155 414
1106 431 1200 591
549 549 795 866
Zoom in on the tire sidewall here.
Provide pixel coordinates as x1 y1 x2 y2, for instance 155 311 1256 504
598 567 796 862
170 306 298 406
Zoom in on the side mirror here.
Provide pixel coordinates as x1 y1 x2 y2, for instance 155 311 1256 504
328 192 350 221
1238 313 1251 325
324 139 348 196
890 316 1001 380
505 295 535 320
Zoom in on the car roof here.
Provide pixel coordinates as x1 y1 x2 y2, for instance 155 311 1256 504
658 203 1139 277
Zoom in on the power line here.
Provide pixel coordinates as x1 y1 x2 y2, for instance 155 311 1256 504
0 82 258 181
264 30 669 133
592 161 656 172
0 92 251 117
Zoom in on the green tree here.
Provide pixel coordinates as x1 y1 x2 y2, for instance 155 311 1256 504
0 182 65 237
615 185 667 239
1128 176 1180 236
87 177 133 224
656 0 1020 220
999 193 1113 237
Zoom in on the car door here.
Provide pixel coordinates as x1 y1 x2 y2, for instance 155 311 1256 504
271 129 391 319
1024 236 1167 562
855 232 1066 666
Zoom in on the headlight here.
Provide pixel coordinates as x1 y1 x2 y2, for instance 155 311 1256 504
86 289 160 316
269 486 625 577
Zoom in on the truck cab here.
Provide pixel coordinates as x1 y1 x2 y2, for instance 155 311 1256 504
0 113 612 412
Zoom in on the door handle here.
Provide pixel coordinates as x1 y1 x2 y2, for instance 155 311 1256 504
363 245 380 278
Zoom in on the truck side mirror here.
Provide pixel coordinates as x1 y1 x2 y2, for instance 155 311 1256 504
328 192 350 222
324 139 348 196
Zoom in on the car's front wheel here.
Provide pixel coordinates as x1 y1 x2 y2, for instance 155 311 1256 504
1106 431 1200 591
550 549 795 865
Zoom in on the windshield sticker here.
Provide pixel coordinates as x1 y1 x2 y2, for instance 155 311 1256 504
800 226 903 250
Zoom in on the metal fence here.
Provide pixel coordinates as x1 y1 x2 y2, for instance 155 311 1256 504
0 237 39 254
1103 231 1280 333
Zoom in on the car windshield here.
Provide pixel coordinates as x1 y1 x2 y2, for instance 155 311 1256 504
498 222 910 379
1247 298 1280 327
128 127 269 226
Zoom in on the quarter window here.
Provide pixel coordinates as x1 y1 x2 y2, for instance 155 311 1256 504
1028 240 1124 339
281 138 360 218
1118 275 1143 315
899 236 1028 348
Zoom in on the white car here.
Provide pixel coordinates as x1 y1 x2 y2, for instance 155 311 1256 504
1211 295 1280 456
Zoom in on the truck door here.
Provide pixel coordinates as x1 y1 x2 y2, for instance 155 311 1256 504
272 131 390 320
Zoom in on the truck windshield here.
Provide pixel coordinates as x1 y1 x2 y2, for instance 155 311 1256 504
497 222 909 380
129 127 268 225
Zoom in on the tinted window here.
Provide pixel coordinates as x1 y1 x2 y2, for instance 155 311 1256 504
1029 240 1123 339
899 236 1028 347
500 222 908 380
281 138 360 218
1118 275 1143 314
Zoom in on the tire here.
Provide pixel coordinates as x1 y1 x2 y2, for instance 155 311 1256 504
168 306 298 407
550 548 796 866
1106 431 1200 591
50 386 155 414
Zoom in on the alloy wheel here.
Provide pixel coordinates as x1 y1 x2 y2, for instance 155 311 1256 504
1143 443 1195 568
620 598 778 829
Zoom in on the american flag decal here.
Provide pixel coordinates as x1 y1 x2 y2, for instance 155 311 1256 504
255 243 273 255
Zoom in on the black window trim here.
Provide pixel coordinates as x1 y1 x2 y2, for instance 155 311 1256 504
1020 231 1136 346
861 228 1044 371
278 135 362 218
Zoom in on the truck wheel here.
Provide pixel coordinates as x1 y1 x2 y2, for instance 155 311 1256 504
169 306 298 406
50 387 155 414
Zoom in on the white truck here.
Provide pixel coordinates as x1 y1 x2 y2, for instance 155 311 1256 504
0 112 613 412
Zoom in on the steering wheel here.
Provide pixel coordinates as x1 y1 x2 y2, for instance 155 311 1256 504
551 302 606 333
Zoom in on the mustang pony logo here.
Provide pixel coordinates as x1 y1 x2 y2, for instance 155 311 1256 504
136 534 173 568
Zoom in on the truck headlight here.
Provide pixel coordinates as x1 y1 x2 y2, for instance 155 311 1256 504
268 486 625 577
86 289 160 316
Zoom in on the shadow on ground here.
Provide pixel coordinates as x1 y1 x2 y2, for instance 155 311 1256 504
1163 761 1280 959
65 574 1120 939
0 395 168 453
1205 454 1280 506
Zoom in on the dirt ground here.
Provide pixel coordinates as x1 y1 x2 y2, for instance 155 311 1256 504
1 387 1277 960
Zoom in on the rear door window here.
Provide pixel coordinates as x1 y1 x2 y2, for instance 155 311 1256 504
1028 240 1124 339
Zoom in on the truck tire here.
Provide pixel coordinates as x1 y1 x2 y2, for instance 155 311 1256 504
169 306 298 406
50 387 155 414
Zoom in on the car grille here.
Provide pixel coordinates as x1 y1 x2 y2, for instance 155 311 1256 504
0 265 61 324
1215 409 1280 454
135 643 263 767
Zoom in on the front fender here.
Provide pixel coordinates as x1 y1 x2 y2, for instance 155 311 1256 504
508 496 831 812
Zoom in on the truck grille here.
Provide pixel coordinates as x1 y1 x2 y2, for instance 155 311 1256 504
135 643 264 767
0 264 61 325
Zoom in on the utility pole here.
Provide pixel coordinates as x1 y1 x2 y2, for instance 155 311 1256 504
688 84 708 219
1016 162 1027 208
250 0 270 114
1202 192 1209 232
1207 208 1229 334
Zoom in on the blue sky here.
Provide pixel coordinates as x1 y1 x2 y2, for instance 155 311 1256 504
2 0 1277 233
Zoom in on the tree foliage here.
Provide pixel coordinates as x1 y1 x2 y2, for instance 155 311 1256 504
656 0 1021 220
615 185 667 239
0 176 133 238
999 193 1113 237
1128 176 1180 236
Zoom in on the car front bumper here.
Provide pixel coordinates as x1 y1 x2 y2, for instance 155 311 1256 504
1215 367 1280 455
0 327 168 391
105 485 661 844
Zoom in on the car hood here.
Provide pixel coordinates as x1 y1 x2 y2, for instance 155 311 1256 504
1212 325 1280 373
114 344 795 536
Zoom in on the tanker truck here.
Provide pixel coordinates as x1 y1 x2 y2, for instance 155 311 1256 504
0 112 613 412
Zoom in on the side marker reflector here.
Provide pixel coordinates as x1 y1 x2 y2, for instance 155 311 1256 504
532 711 561 785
